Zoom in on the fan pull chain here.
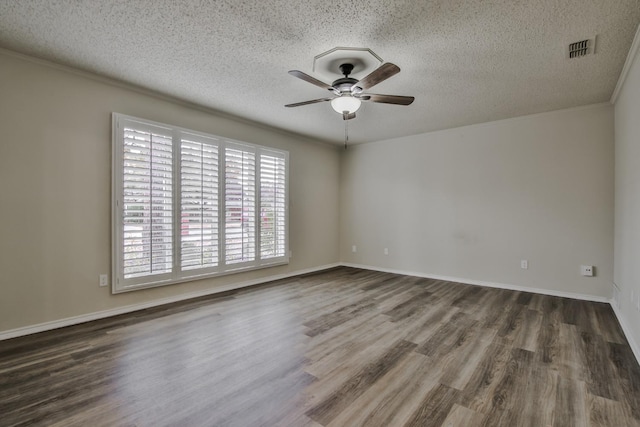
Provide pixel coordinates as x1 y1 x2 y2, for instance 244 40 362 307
344 119 348 150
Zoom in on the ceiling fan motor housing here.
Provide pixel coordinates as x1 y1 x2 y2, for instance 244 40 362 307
331 77 358 92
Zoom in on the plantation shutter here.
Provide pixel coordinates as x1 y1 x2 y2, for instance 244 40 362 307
114 114 288 292
121 126 173 279
259 152 286 259
225 146 256 265
180 136 219 271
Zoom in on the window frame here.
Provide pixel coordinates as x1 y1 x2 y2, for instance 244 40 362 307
112 113 289 293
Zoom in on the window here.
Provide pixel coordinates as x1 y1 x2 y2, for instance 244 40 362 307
112 114 288 292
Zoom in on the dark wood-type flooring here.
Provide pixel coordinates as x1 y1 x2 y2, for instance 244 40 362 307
1 267 640 426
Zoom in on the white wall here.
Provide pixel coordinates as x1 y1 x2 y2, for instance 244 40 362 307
340 104 615 298
0 51 341 333
614 32 640 353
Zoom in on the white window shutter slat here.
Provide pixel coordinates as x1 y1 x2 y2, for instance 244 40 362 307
180 138 219 270
260 153 286 259
225 147 256 264
122 127 173 279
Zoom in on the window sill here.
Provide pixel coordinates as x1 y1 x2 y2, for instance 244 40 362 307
112 259 290 294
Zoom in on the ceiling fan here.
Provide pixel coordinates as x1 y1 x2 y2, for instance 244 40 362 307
285 62 415 120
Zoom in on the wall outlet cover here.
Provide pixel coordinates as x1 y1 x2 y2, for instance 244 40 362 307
99 274 109 287
580 265 594 277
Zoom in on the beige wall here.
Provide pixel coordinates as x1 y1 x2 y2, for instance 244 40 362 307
340 104 615 298
0 52 341 332
614 39 640 350
0 48 626 341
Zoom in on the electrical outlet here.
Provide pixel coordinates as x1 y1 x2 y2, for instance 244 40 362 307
352 245 357 253
384 248 389 255
521 260 528 269
580 265 594 277
99 274 108 287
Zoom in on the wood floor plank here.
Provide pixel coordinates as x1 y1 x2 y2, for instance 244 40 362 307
527 292 546 311
304 298 377 337
451 285 485 309
537 310 561 365
305 339 417 425
561 297 581 326
441 404 483 427
496 303 525 341
540 295 565 315
588 394 640 427
402 304 462 345
438 326 497 391
404 383 461 427
304 317 400 379
373 281 431 312
512 308 543 352
1 266 639 427
304 308 387 365
580 331 623 401
325 352 437 427
481 289 519 330
554 376 588 427
516 290 534 306
479 348 536 426
457 340 513 414
415 312 472 357
383 289 434 322
608 341 640 423
524 359 559 427
594 303 627 344
574 300 603 335
555 322 589 381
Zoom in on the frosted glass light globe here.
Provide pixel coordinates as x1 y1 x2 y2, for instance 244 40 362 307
331 96 361 114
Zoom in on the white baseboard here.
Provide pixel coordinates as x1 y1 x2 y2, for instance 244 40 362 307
609 300 640 366
341 263 609 303
0 263 340 341
3 261 632 361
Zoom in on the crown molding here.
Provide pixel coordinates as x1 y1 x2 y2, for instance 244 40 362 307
611 24 640 104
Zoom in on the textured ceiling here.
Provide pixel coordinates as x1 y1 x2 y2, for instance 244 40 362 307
0 0 638 145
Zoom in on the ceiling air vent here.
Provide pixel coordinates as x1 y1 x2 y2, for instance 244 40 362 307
567 37 596 59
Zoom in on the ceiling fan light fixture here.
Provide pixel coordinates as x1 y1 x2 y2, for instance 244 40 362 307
331 96 361 114
286 55 414 119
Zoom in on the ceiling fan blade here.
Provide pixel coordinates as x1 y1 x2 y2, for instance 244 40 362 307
285 98 333 108
351 63 400 92
362 94 415 105
342 112 356 120
288 70 333 91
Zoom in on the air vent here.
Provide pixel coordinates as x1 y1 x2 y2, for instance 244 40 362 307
567 37 596 59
